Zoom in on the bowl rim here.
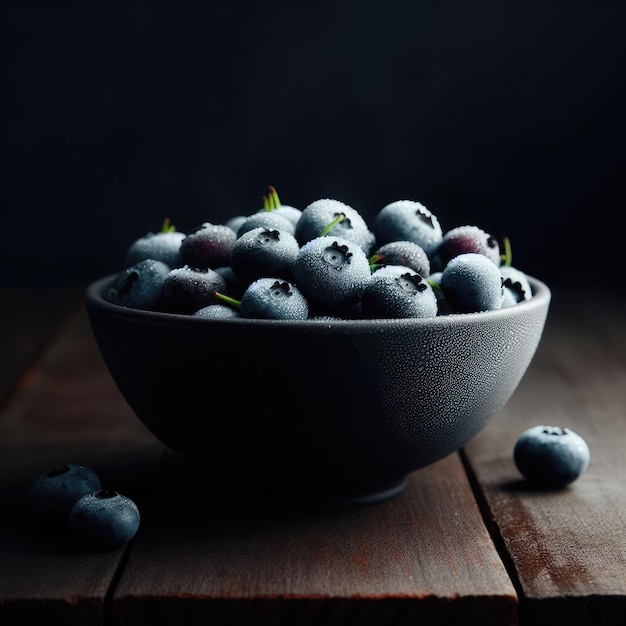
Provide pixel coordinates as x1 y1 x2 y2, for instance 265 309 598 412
84 273 551 331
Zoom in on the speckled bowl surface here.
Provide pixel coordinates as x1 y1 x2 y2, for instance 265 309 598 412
85 274 551 507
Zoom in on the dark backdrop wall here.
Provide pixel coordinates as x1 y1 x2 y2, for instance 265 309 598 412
2 1 625 289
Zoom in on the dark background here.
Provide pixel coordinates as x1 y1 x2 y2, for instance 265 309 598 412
2 1 625 289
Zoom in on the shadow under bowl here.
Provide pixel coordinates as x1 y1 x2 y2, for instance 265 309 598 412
85 274 551 508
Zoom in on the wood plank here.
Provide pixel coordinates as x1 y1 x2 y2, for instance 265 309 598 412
463 287 626 626
110 450 518 626
0 287 81 406
0 302 165 626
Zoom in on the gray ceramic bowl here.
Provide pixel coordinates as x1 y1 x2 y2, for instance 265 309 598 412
85 274 551 507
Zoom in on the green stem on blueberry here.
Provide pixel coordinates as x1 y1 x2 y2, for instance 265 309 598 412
263 186 282 211
368 253 386 273
161 218 176 233
500 235 512 266
213 291 241 310
319 213 345 237
427 279 447 303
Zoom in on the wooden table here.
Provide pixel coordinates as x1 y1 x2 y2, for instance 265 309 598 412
1 285 625 626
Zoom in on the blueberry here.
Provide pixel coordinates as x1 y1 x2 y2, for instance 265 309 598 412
514 426 590 488
372 200 443 258
237 211 295 237
193 303 241 319
69 489 140 550
107 259 170 310
179 222 237 270
500 265 532 306
362 266 438 319
440 252 504 312
372 240 431 278
295 198 375 255
435 224 501 268
28 464 102 526
159 266 227 314
292 235 372 314
240 277 309 320
125 219 185 268
229 226 300 285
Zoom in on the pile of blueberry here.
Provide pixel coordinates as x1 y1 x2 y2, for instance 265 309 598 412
27 464 140 550
107 187 535 320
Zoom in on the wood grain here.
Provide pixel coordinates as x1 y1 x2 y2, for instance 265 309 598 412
463 288 626 626
0 287 80 406
111 451 517 625
0 301 164 626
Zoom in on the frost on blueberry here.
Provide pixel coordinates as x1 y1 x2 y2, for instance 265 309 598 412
514 425 590 488
240 278 309 320
362 267 438 319
108 259 170 311
69 489 140 550
440 253 504 313
106 192 538 320
230 226 300 285
125 218 185 268
372 200 443 258
295 198 375 255
292 235 372 314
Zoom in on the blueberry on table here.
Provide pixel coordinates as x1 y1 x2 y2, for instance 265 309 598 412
69 489 140 550
28 464 102 525
514 425 590 488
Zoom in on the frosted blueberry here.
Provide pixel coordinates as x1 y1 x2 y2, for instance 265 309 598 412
372 200 443 258
372 240 431 277
230 226 300 285
295 198 375 255
500 265 532 306
237 211 295 237
440 253 504 313
193 304 241 319
240 278 309 320
362 267 438 319
28 464 102 526
125 219 185 268
159 266 227 314
107 259 170 310
292 235 372 314
179 222 237 270
436 224 501 268
514 426 590 488
69 489 140 550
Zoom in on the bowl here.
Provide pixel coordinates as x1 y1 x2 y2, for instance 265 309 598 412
85 274 551 507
